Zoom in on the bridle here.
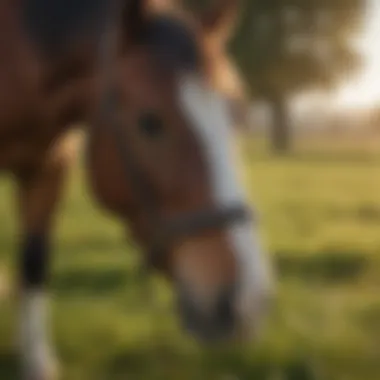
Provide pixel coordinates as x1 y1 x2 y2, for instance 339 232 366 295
93 0 252 269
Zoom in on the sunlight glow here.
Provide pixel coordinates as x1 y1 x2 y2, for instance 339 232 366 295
335 0 380 109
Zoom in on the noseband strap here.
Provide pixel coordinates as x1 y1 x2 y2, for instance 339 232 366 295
147 204 251 267
152 205 251 250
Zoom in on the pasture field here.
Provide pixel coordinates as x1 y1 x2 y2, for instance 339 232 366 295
1 137 380 379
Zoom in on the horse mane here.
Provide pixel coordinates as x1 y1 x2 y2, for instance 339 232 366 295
22 0 112 56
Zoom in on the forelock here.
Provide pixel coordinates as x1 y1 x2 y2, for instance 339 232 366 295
143 15 201 71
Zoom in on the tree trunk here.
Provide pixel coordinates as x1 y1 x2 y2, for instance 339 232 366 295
270 94 290 153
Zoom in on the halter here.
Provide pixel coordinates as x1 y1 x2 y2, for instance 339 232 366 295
93 0 252 269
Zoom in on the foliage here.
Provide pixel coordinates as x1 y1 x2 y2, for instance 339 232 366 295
188 0 366 99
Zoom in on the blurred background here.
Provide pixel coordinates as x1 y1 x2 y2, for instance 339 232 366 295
1 0 380 379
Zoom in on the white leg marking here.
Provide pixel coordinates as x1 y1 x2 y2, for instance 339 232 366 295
178 74 274 328
20 291 58 380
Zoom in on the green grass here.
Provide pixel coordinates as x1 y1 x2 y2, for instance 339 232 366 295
1 138 380 379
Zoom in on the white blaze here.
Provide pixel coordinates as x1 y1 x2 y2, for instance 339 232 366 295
178 74 273 326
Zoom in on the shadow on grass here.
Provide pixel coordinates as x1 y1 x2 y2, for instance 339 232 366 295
0 235 13 260
52 266 141 297
244 150 380 164
106 343 317 380
327 204 380 223
57 236 125 255
276 249 369 284
0 353 19 380
283 151 379 164
52 248 369 298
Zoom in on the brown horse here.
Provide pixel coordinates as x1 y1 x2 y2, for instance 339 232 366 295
0 0 273 378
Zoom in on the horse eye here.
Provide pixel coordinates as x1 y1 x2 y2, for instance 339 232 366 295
138 112 164 138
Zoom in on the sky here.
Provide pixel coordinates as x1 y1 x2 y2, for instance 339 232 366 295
334 0 380 108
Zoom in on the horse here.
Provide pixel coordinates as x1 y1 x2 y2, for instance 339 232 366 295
0 0 274 378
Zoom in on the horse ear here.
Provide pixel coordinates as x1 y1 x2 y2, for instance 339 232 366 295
149 0 175 12
121 0 148 42
121 0 175 42
199 0 240 45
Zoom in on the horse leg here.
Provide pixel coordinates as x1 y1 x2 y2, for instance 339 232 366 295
15 137 76 380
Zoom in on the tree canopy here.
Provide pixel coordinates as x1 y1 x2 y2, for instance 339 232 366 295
188 0 365 98
186 0 366 151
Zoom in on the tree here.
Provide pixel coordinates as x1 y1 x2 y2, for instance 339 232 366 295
187 0 366 152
